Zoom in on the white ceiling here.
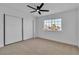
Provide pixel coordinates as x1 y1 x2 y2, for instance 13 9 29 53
0 3 79 17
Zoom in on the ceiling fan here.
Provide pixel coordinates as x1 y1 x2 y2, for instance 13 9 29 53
27 3 49 15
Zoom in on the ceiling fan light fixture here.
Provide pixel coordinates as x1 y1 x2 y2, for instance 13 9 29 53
27 3 49 15
37 10 39 12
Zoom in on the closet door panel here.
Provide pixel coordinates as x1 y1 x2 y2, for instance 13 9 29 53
5 15 22 45
0 14 4 47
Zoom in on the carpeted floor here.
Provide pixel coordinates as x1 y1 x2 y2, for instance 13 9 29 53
0 38 79 55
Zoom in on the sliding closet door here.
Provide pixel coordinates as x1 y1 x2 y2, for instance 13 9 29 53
5 15 22 45
0 14 4 47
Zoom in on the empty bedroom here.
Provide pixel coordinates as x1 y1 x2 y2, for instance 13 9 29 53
0 3 79 55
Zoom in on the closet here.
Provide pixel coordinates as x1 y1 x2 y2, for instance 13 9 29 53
4 14 23 45
0 14 4 47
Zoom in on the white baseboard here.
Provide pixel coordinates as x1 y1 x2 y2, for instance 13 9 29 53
35 37 78 47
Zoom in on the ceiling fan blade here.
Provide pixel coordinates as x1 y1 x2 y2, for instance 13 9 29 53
30 11 36 13
27 5 36 10
40 10 49 12
38 11 41 15
39 3 44 9
37 6 40 9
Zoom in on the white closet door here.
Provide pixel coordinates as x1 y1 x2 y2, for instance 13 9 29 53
0 14 4 47
5 15 22 45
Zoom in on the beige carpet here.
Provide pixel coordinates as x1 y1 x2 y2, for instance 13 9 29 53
0 38 79 55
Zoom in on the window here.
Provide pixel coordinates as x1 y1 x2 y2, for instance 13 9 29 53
44 18 62 31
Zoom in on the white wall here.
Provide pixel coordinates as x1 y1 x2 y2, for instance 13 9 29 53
0 6 34 47
36 9 78 46
77 8 79 47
